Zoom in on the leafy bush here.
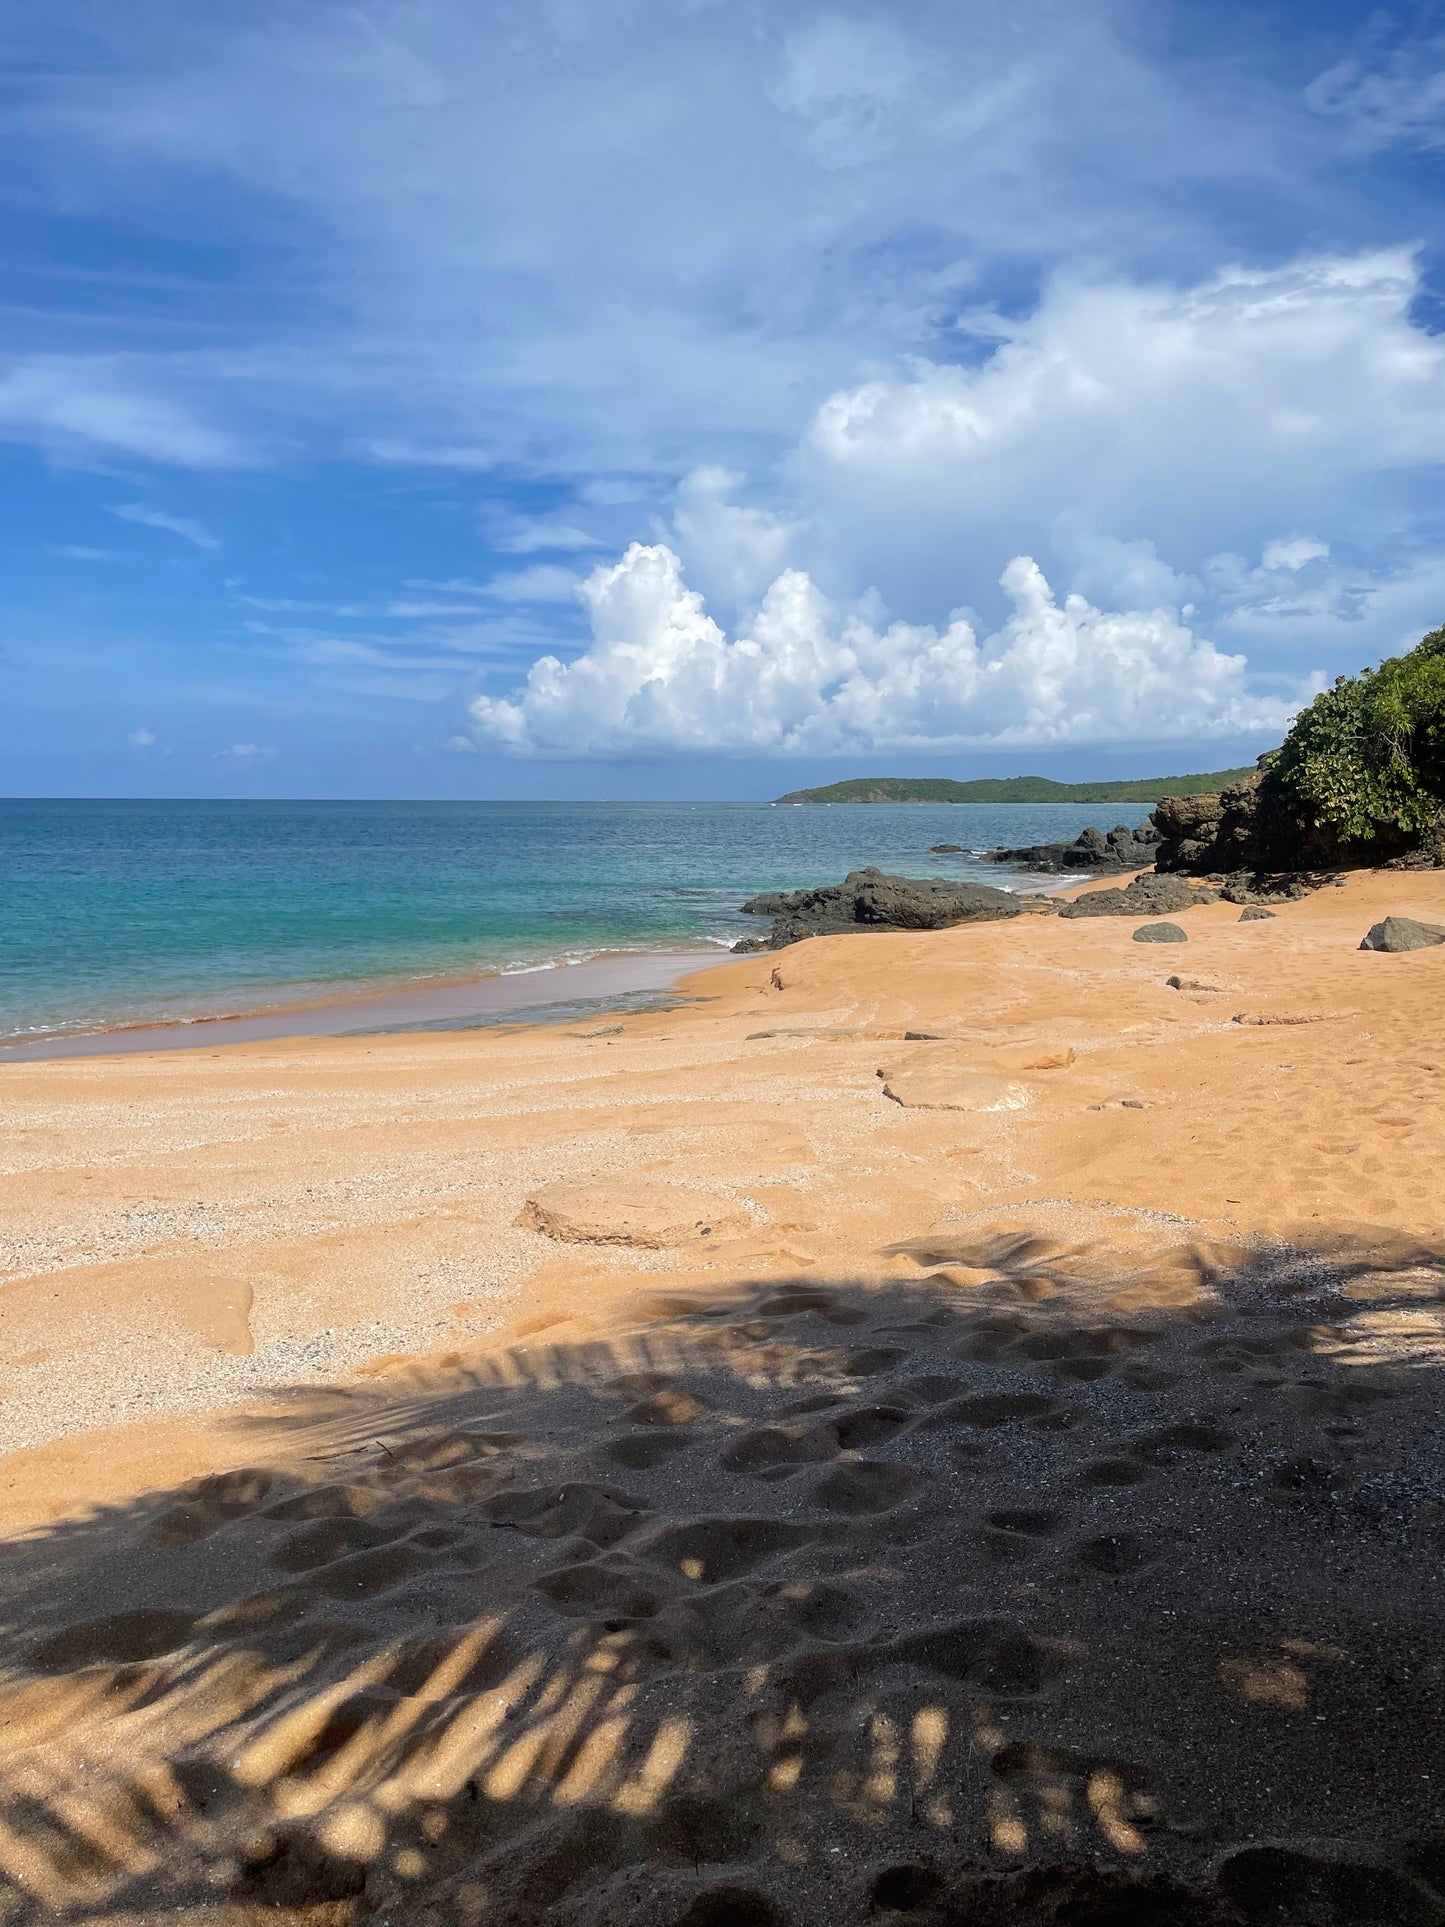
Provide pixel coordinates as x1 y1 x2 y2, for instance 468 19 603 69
1274 625 1445 841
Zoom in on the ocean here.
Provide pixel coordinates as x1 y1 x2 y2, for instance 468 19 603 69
0 797 1155 1043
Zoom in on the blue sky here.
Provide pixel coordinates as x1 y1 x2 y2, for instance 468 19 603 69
4 0 1445 798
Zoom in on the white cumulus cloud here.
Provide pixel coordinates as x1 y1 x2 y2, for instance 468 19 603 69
469 543 1305 758
796 249 1445 619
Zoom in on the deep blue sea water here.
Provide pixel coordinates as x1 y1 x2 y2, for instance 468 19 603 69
0 798 1155 1040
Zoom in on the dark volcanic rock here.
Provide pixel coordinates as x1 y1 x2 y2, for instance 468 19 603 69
929 843 964 853
1220 872 1310 906
1058 874 1217 920
1133 922 1187 944
733 867 1025 951
1239 906 1276 922
983 820 1160 876
1151 766 1437 880
1360 915 1445 953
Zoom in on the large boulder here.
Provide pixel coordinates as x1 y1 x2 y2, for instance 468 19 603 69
734 868 1025 950
1360 916 1445 953
1133 922 1187 944
1058 874 1217 920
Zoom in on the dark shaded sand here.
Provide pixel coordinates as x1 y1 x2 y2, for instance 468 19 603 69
2 1232 1444 1925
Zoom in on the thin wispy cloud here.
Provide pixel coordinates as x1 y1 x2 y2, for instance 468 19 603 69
110 503 219 549
492 520 605 555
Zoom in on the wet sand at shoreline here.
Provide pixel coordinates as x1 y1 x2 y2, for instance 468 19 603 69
0 950 713 1064
1 870 1443 1925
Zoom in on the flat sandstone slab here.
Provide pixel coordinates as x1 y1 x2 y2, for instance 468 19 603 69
880 1056 1033 1112
518 1181 751 1247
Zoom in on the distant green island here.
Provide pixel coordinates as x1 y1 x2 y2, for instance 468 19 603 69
773 769 1256 805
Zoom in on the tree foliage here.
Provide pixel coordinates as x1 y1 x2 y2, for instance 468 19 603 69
1274 625 1445 840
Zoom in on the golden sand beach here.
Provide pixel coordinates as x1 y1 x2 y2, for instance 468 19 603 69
1 870 1443 1925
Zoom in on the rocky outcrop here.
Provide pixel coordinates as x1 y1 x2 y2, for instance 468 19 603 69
733 867 1026 951
982 821 1160 875
1152 767 1434 878
1360 916 1445 953
1058 874 1217 920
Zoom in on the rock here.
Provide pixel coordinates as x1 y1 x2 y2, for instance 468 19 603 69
1059 874 1216 920
518 1182 750 1247
1239 906 1275 922
981 820 1160 876
1133 922 1187 943
929 843 963 853
1166 974 1222 991
1360 915 1445 953
1152 763 1435 878
734 868 1024 950
1220 872 1309 905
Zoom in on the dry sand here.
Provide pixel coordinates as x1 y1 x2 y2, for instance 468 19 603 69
1 870 1443 1925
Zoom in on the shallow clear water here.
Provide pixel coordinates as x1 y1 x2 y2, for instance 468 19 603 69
0 798 1154 1039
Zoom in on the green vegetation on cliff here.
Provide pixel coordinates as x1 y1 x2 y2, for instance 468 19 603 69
1275 625 1445 841
773 769 1258 806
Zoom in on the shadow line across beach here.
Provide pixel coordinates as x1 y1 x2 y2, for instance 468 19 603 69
1 1222 1443 1927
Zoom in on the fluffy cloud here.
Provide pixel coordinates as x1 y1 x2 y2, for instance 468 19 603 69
469 542 1305 757
796 250 1445 620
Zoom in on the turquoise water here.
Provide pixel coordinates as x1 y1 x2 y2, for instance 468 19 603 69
0 799 1154 1040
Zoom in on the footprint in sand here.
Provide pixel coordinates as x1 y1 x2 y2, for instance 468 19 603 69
812 1460 922 1515
533 1556 668 1622
673 1888 786 1927
1080 1457 1153 1487
148 1466 284 1544
624 1388 711 1425
925 1391 1061 1429
27 1608 196 1672
306 1542 444 1600
640 1518 818 1584
1125 1421 1237 1467
485 1481 646 1547
1072 1531 1161 1576
603 1431 695 1470
262 1482 382 1522
841 1346 903 1376
893 1617 1078 1695
1217 1846 1438 1926
268 1517 397 1573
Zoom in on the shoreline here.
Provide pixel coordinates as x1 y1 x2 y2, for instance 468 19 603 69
0 872 1078 1063
0 945 723 1062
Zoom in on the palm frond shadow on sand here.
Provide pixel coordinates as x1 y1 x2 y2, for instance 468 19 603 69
2 1223 1444 1927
